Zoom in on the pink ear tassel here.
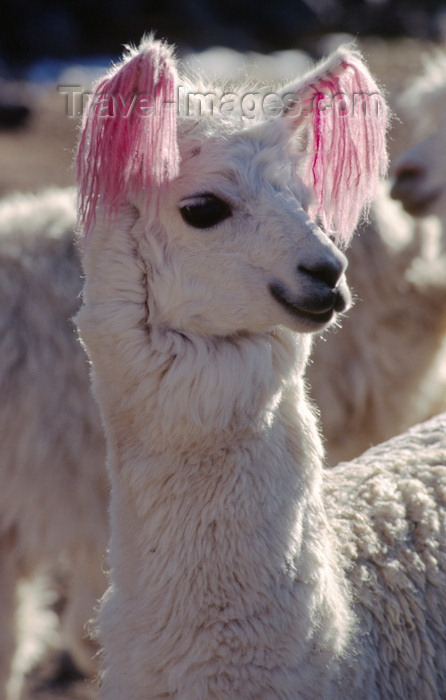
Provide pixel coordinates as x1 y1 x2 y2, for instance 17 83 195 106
302 52 388 247
77 37 179 241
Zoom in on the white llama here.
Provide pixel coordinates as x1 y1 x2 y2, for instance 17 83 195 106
388 51 446 461
391 50 446 221
0 188 107 699
76 37 446 699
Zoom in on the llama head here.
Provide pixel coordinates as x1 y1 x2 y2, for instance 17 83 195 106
77 37 388 337
391 52 446 220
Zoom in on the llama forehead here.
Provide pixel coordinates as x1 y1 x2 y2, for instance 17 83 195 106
175 120 310 210
177 73 281 124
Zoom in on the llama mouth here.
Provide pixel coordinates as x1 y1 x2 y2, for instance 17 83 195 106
269 282 347 326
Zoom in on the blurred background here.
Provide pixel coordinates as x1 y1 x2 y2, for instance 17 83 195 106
1 0 446 196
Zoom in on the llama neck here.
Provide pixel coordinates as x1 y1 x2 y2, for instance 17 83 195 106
103 326 325 500
99 327 353 697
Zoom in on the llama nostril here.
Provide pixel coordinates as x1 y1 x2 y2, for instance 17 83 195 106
298 259 345 289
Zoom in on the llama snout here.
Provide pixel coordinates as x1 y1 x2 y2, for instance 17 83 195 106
390 136 442 216
269 250 351 328
390 164 441 216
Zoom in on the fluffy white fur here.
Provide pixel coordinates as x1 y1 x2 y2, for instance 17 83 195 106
0 188 107 698
325 413 446 698
76 38 446 699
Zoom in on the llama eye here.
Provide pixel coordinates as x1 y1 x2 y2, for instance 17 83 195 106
179 194 232 229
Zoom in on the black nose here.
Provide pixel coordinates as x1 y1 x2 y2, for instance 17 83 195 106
394 162 425 183
390 163 425 200
298 257 346 289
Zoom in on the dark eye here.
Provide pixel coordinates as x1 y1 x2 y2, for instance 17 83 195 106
179 193 232 229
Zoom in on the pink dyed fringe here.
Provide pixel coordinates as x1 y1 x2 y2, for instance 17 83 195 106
77 38 179 241
77 40 387 250
301 51 388 247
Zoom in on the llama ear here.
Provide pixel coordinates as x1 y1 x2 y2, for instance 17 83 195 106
279 47 388 247
77 36 180 240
